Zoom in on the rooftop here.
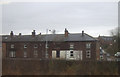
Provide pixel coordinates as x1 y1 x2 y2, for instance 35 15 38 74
2 29 97 42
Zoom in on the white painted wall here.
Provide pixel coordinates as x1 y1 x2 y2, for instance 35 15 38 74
60 50 66 59
66 50 82 60
52 50 66 59
52 50 56 59
52 50 83 60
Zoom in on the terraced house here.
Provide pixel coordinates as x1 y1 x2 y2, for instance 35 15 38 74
2 29 100 61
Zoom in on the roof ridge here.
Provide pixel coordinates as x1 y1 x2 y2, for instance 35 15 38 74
2 33 96 42
84 33 97 40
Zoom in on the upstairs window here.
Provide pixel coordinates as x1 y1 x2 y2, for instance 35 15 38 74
24 51 27 58
11 44 14 48
34 50 38 57
86 50 91 58
24 44 27 48
86 43 91 49
70 43 74 49
100 55 103 59
34 44 38 48
9 51 15 58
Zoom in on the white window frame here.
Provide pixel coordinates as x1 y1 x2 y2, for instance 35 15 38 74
9 51 16 58
11 44 14 48
34 50 38 57
86 50 91 58
70 43 74 49
34 44 38 48
24 51 27 58
86 43 91 49
24 44 27 48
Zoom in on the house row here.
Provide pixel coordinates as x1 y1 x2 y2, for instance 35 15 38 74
2 29 100 61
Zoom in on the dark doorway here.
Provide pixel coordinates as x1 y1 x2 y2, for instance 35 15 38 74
56 50 60 58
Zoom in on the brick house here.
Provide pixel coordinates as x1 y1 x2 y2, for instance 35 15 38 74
98 36 114 47
2 29 100 61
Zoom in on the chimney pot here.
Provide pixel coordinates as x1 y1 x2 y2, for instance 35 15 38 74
32 30 36 36
19 33 21 36
39 33 41 35
33 30 35 32
82 30 84 36
65 28 69 37
10 31 14 36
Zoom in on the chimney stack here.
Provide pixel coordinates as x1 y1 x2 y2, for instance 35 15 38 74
19 33 21 36
82 30 84 36
10 31 14 37
65 28 69 37
32 30 36 37
39 33 41 35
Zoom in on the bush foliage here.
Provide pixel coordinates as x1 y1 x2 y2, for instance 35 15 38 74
2 59 119 75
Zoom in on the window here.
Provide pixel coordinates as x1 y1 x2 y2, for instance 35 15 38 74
24 44 27 48
56 50 60 58
11 44 14 48
34 44 38 48
24 51 27 58
70 51 73 53
34 50 38 57
70 54 73 57
86 43 91 49
70 51 74 57
9 51 15 58
86 50 91 58
100 55 103 59
70 43 74 49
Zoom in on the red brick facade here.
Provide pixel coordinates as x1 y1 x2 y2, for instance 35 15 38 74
2 30 100 75
2 41 99 61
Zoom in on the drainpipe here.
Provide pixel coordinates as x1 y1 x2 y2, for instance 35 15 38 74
45 29 48 59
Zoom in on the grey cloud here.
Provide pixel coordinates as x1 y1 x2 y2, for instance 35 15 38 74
2 2 118 36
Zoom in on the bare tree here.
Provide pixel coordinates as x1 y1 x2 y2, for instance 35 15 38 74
107 27 120 55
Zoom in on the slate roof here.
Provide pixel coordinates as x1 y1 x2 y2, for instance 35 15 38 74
2 33 97 42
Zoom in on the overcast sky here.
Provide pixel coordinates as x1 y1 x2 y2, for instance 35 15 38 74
2 2 118 37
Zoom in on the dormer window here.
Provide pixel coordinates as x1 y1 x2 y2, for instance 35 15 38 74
34 44 38 48
24 44 27 48
11 44 14 48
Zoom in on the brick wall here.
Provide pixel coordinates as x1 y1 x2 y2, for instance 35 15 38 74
3 41 98 61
